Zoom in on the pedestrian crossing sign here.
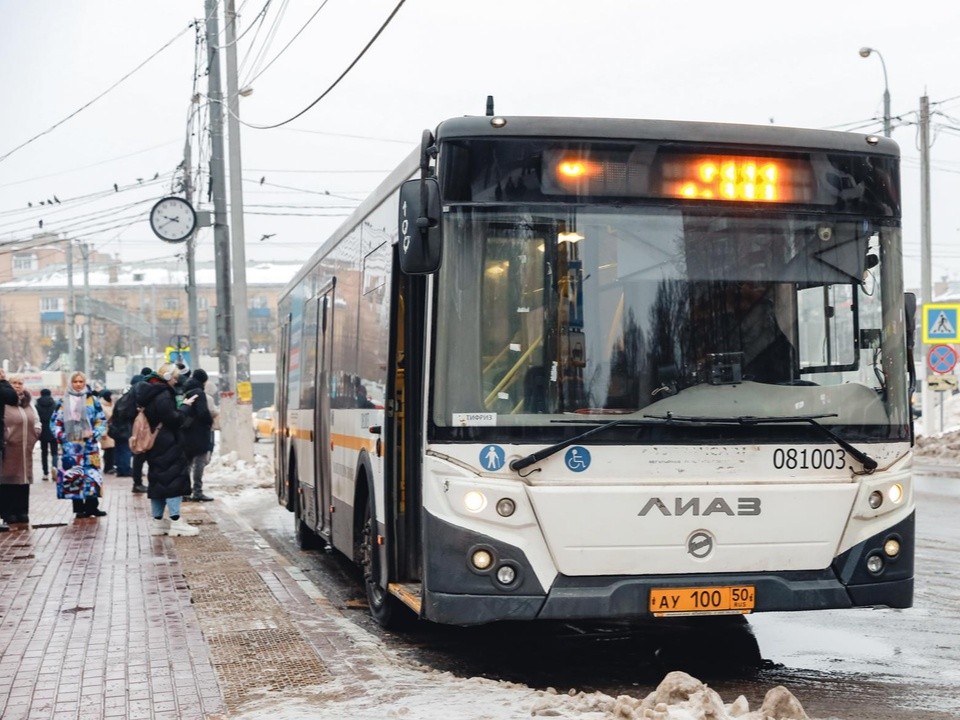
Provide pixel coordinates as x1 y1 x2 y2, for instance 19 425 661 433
923 303 960 343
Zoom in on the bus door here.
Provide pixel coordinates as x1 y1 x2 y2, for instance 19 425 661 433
386 250 426 585
314 282 336 538
276 314 292 508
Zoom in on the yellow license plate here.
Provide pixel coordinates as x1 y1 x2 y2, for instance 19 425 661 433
649 585 755 616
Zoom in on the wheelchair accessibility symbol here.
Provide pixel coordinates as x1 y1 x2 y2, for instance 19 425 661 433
480 445 506 471
564 446 591 472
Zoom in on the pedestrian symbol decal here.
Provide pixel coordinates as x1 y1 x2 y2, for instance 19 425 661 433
923 303 960 343
564 446 591 472
933 312 955 335
480 445 506 471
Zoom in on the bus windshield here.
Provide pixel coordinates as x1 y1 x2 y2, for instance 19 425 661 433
432 205 909 441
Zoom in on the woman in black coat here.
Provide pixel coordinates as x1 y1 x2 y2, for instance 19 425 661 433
139 363 199 537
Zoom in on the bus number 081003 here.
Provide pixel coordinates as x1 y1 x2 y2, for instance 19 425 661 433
772 448 845 470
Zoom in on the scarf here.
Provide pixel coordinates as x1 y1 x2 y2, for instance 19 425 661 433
64 389 93 442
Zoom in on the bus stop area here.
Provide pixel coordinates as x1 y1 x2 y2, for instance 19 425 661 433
0 473 376 720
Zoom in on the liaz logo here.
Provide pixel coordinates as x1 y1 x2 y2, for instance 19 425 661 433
638 497 761 517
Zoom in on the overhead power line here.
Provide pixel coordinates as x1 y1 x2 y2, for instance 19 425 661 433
243 0 407 130
0 25 194 165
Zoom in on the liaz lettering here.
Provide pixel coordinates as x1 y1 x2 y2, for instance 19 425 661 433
637 497 761 517
772 448 846 470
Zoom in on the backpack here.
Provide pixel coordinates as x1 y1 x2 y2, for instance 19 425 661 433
129 407 161 455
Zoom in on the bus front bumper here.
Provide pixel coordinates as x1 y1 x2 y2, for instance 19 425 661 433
421 512 914 626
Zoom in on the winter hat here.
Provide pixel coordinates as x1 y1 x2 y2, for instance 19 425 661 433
193 368 209 384
139 367 153 377
101 390 112 402
40 388 52 396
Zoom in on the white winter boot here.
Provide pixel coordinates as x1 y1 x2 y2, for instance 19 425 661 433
168 517 199 537
150 517 170 536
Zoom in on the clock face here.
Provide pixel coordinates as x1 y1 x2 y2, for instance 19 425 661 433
149 197 196 243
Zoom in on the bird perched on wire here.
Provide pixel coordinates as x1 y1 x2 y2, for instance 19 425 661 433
54 195 60 204
39 219 43 229
113 183 118 192
259 233 275 242
260 176 265 185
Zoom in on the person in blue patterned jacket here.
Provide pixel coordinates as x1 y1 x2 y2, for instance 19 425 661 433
51 371 108 519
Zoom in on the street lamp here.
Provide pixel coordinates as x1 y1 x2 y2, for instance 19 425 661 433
859 46 891 137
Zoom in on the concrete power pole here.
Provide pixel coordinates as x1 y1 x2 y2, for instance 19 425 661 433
66 239 76 373
80 243 91 375
204 0 241 453
224 0 255 460
919 94 934 431
183 130 200 370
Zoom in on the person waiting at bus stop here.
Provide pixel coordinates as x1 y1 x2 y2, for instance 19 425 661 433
35 388 58 481
181 368 215 503
0 374 41 526
139 363 199 536
51 371 108 519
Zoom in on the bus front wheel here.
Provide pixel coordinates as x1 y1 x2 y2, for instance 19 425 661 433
360 494 403 628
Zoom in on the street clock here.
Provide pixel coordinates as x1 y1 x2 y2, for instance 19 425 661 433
149 196 197 243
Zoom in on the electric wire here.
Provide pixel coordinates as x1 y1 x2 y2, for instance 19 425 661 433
0 24 195 165
242 0 407 130
242 0 331 87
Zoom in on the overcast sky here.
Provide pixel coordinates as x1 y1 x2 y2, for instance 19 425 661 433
2 0 960 292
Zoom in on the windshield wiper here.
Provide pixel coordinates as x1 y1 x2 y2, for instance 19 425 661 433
643 412 878 471
509 418 661 472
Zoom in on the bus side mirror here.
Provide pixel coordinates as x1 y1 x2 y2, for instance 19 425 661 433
398 177 442 274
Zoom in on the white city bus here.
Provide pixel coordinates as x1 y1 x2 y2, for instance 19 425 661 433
274 113 915 627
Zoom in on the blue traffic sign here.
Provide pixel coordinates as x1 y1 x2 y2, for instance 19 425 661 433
928 344 959 375
923 304 960 343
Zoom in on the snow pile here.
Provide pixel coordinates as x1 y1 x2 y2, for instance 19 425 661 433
203 449 273 493
229 670 811 720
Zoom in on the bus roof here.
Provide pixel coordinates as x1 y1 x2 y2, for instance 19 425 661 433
435 115 900 157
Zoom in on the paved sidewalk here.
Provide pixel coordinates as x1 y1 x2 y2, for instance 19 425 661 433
0 472 372 720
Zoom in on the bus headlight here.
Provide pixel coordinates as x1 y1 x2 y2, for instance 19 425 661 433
464 491 487 513
496 497 516 517
884 538 901 558
887 483 904 504
496 564 517 585
866 555 884 574
868 491 883 509
471 549 494 571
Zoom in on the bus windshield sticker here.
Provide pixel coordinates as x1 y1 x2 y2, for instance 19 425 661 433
480 445 506 471
453 412 497 427
565 446 591 472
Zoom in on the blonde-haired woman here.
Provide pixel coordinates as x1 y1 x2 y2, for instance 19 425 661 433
51 371 107 519
0 374 41 525
138 363 199 536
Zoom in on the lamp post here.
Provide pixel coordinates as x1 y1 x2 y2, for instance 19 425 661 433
859 46 891 137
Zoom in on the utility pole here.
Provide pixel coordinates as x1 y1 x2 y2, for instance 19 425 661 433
224 0 255 459
204 0 240 453
65 238 75 372
919 94 934 431
183 128 200 368
81 243 91 375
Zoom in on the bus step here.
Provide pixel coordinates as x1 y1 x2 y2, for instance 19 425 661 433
388 582 422 613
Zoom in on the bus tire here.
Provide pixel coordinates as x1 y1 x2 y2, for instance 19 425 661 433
294 484 321 551
360 493 403 628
